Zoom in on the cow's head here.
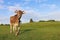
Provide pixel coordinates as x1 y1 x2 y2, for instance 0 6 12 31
15 10 24 17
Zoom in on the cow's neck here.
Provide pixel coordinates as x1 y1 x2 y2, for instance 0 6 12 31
15 14 22 20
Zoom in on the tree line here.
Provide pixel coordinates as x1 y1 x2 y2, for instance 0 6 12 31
0 19 59 25
30 19 59 23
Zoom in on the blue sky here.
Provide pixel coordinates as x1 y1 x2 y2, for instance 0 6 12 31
0 0 60 24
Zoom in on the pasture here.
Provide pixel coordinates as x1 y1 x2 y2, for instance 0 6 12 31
0 22 60 40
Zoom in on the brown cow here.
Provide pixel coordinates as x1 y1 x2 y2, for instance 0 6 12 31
10 10 24 36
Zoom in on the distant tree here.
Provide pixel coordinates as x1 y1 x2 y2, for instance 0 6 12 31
1 24 4 25
30 19 33 23
5 24 10 26
47 20 55 22
39 20 46 22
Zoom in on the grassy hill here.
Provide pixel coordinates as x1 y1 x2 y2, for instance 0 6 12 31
0 22 60 40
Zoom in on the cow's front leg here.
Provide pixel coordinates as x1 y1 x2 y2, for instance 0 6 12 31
17 26 20 35
10 24 13 33
16 23 20 36
14 23 18 36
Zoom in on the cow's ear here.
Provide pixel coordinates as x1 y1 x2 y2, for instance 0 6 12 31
22 11 25 14
15 10 18 13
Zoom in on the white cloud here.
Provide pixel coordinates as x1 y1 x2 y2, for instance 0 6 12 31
49 4 57 9
0 16 9 24
35 0 48 3
0 5 3 9
24 0 31 2
7 4 24 12
21 9 41 22
24 0 48 2
0 0 4 3
38 10 60 20
21 9 60 22
8 5 20 12
40 4 57 9
48 11 60 20
0 4 5 9
23 0 48 5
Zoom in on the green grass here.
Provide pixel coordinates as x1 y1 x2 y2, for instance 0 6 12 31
0 22 60 40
